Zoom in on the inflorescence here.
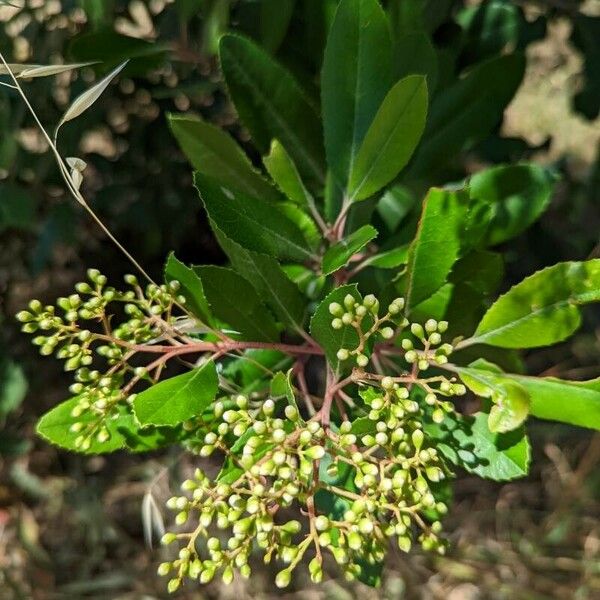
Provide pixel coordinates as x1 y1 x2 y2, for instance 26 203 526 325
19 277 467 591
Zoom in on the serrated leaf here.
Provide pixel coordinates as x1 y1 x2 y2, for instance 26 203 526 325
55 61 128 137
470 163 557 246
219 34 325 185
322 0 393 188
134 362 218 426
195 173 314 262
404 187 470 312
466 260 600 348
426 411 530 481
310 285 362 374
263 139 311 207
168 114 280 202
322 225 378 275
348 75 428 201
164 253 212 325
194 265 279 342
215 226 307 333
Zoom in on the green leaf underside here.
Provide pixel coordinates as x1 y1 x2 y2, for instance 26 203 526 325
193 265 279 342
405 187 470 311
322 0 393 189
164 253 212 325
37 399 178 454
348 75 428 201
219 34 325 184
322 225 378 275
426 411 530 481
195 173 313 262
470 163 557 246
263 139 311 207
310 285 362 374
215 226 306 332
168 114 280 202
133 361 218 426
469 260 600 348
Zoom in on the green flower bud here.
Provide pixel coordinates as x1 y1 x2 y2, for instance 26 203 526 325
329 302 344 316
331 318 343 330
347 531 362 550
380 327 394 339
412 429 424 450
437 320 448 333
336 348 349 361
315 515 330 531
305 445 325 460
429 332 442 345
167 578 181 593
161 533 177 545
343 294 356 309
381 376 394 390
397 535 412 553
275 569 291 589
410 323 424 339
356 354 369 367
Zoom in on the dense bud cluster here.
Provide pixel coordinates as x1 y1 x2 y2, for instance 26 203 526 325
17 269 186 450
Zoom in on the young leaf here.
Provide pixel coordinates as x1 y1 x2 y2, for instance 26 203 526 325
321 0 393 188
219 34 325 185
215 227 307 333
55 61 128 137
322 224 378 276
310 285 362 374
263 140 311 207
193 265 280 342
348 75 428 201
404 187 470 312
195 173 314 262
465 260 600 348
164 253 212 325
133 361 218 426
168 114 280 202
426 412 530 481
469 163 557 246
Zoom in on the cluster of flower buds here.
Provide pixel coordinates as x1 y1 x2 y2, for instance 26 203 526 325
329 294 406 367
16 270 186 450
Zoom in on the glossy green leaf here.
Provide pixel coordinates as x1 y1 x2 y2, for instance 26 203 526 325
426 411 530 481
168 114 280 202
404 187 470 312
134 361 218 426
219 34 325 184
348 75 428 201
195 173 314 262
467 260 600 348
322 225 378 275
470 163 557 246
263 140 311 207
194 265 279 342
407 53 525 179
360 245 409 270
376 185 416 232
37 400 178 454
310 285 362 374
215 227 307 333
164 253 212 325
322 0 393 188
395 31 438 93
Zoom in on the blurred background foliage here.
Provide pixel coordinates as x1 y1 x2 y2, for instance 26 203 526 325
0 0 599 598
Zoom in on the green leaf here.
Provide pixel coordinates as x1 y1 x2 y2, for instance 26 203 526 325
0 357 27 418
36 400 179 454
263 140 311 207
467 260 600 348
376 185 416 232
164 253 212 325
360 245 409 270
322 225 378 276
193 265 279 342
348 75 428 201
426 411 530 481
219 34 325 185
395 31 438 93
195 173 314 262
321 0 393 188
404 187 470 312
407 53 525 179
168 114 280 202
509 376 600 431
469 163 557 246
270 369 301 413
134 362 218 426
215 227 307 333
259 0 295 52
310 285 362 374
